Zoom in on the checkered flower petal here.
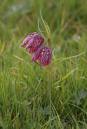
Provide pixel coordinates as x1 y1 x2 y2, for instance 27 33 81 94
32 46 52 66
21 32 44 53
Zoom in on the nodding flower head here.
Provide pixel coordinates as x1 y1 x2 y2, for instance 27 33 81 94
32 46 52 66
21 32 44 53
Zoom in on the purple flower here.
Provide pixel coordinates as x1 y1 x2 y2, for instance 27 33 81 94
21 32 52 66
32 46 52 66
21 32 44 53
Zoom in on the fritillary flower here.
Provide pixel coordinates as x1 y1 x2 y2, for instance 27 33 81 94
21 32 44 53
21 32 52 66
32 46 52 66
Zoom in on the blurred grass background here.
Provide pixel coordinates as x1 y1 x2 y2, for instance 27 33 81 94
0 0 87 129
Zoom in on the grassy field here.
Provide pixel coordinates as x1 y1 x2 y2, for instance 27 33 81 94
0 0 87 128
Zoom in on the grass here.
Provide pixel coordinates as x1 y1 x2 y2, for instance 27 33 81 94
0 0 87 128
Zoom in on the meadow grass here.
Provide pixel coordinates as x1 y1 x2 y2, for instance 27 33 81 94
0 0 87 128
